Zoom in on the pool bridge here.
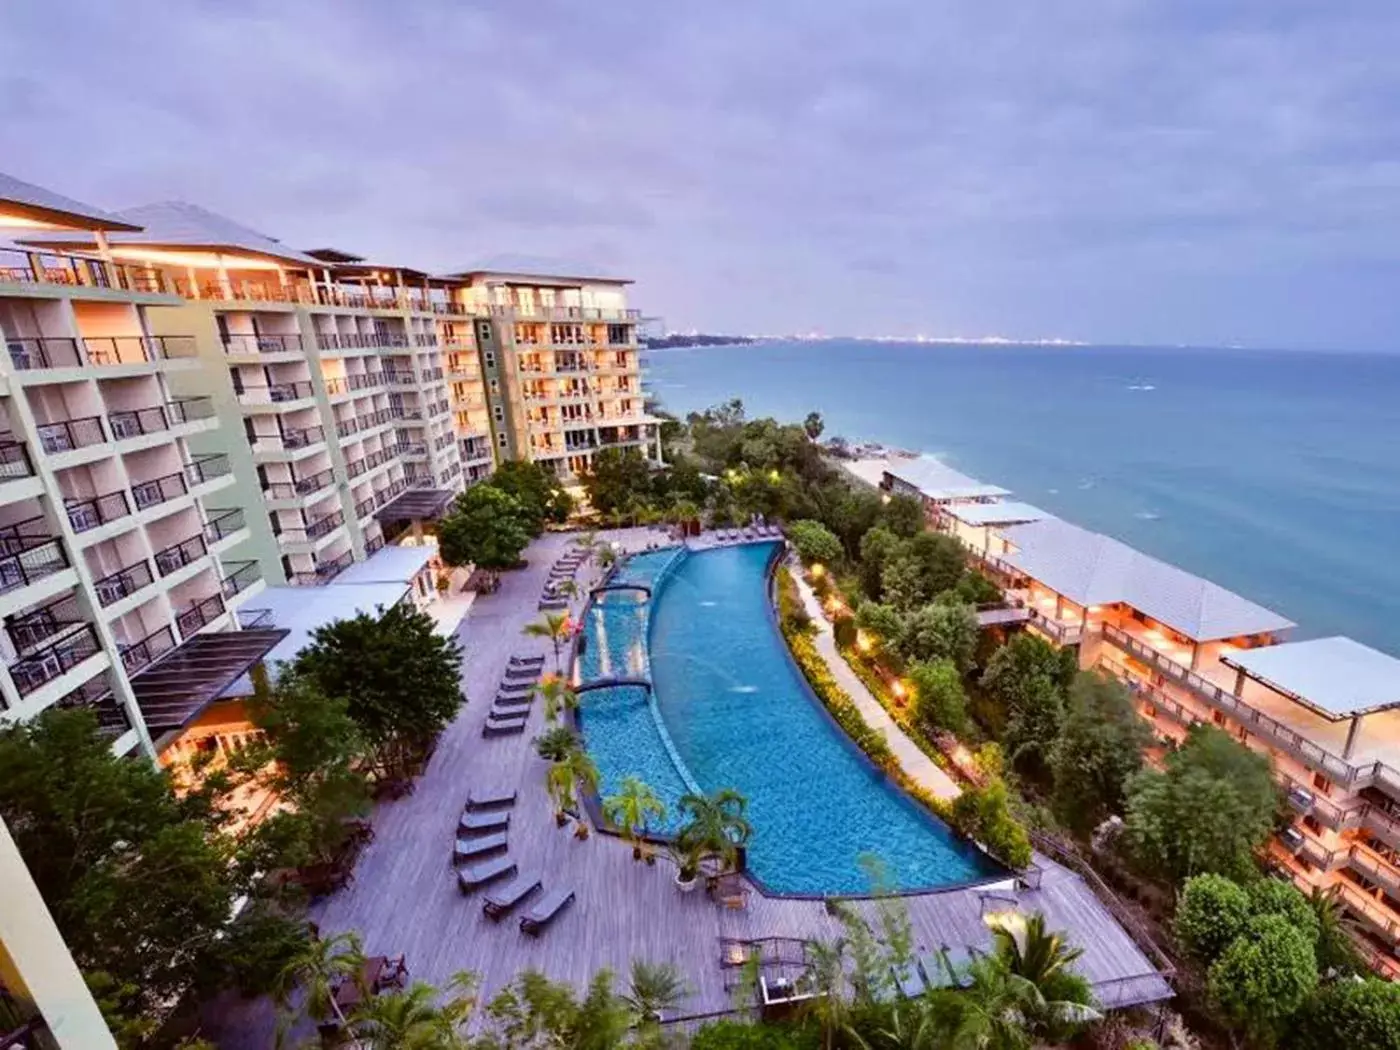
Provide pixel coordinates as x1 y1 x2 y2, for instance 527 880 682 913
574 676 653 695
590 582 653 599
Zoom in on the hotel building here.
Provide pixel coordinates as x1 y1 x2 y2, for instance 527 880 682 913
878 457 1400 976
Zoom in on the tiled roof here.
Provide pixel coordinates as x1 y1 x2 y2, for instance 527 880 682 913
884 455 1011 501
946 501 1049 526
1223 637 1400 719
1001 516 1295 642
0 170 141 230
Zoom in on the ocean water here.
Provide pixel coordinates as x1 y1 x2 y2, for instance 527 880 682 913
648 341 1400 655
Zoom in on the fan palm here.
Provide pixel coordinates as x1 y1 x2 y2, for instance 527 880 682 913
676 788 752 873
273 931 367 1047
950 958 1099 1050
602 777 666 860
533 674 579 722
801 938 854 1050
1309 884 1367 975
534 725 581 762
348 972 477 1050
985 911 1083 987
621 960 689 1024
544 747 600 824
523 612 572 673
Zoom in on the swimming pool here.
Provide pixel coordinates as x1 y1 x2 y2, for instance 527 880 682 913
577 541 1001 895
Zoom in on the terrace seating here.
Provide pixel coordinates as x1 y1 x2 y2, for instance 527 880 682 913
484 713 529 736
460 809 511 834
918 947 978 990
453 831 508 864
466 786 516 809
494 693 533 709
483 870 542 920
509 655 546 669
504 665 541 682
498 681 536 697
458 856 517 892
538 598 569 611
519 886 576 935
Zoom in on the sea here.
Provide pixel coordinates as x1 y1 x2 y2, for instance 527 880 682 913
646 340 1400 656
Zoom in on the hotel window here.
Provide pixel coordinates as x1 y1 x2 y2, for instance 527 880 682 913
497 432 508 449
1312 773 1332 794
492 404 504 423
483 350 496 369
476 320 492 342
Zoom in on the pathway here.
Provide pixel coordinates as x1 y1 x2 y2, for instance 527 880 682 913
789 564 962 801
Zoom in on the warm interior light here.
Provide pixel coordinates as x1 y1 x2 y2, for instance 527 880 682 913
810 563 825 579
856 630 873 653
891 680 907 700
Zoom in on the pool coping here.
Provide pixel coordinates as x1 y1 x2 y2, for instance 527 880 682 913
574 537 1012 901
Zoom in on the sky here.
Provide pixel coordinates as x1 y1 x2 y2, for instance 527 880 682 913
4 1 1400 349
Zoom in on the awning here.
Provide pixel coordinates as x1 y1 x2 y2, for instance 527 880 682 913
374 487 454 524
131 628 288 740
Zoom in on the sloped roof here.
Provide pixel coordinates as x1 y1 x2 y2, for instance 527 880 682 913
1000 516 1295 642
442 254 633 286
0 171 142 231
884 456 1010 501
946 501 1049 527
1223 637 1400 720
22 200 321 265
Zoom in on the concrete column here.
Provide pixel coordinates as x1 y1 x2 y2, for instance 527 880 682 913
214 254 233 300
1189 642 1201 671
0 820 116 1049
1233 667 1246 697
1344 716 1363 760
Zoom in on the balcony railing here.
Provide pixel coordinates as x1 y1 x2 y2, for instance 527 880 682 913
400 442 428 457
66 490 132 532
119 625 176 677
365 533 386 554
154 534 208 576
0 439 34 481
296 467 335 496
386 370 417 386
204 508 246 543
337 416 361 438
5 592 83 653
130 471 188 511
0 523 68 594
238 607 274 629
253 423 326 451
185 454 232 487
176 593 226 635
374 477 410 507
354 495 376 520
164 397 216 426
93 559 154 606
433 434 455 452
6 335 195 370
221 560 262 599
9 623 100 697
106 406 169 440
221 333 304 355
288 549 354 586
237 381 315 404
36 415 107 453
54 672 131 735
0 246 167 294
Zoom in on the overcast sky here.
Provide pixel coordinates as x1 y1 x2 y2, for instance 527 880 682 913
4 1 1400 349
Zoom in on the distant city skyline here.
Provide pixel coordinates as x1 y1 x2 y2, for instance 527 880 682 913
4 2 1400 350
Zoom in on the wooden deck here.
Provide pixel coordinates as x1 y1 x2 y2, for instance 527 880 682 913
200 529 1169 1047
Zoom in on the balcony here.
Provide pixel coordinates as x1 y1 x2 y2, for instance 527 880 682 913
36 415 107 454
237 381 315 406
163 397 216 427
107 405 170 441
65 490 131 533
374 477 410 507
175 592 226 635
323 371 386 397
354 495 376 520
0 521 68 595
154 534 208 577
0 246 168 294
7 335 195 370
221 333 304 355
204 508 246 544
5 592 83 653
54 672 131 736
9 622 101 697
0 439 34 481
400 442 428 458
130 471 188 512
366 533 386 554
253 423 326 452
120 624 176 676
337 416 362 438
92 558 154 606
220 559 262 599
288 549 354 586
386 370 417 386
185 453 232 488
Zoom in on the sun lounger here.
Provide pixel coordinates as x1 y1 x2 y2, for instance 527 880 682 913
919 947 976 990
459 809 510 834
498 680 536 695
483 870 542 919
489 702 530 721
483 714 529 737
458 856 517 892
893 962 927 998
519 887 576 935
509 655 545 668
453 832 508 864
504 667 540 681
466 787 516 810
538 600 568 611
494 692 534 709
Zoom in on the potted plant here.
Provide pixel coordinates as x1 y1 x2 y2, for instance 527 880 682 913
675 787 752 884
668 841 701 893
602 776 666 862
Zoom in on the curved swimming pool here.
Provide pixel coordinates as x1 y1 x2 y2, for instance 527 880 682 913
577 541 1000 895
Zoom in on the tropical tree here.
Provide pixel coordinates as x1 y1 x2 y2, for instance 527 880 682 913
274 931 367 1046
524 611 573 674
545 748 600 831
602 776 666 861
676 788 752 873
436 484 533 569
1175 874 1252 965
1207 914 1318 1046
621 960 690 1024
477 969 631 1050
294 603 463 782
897 600 979 671
532 674 579 722
582 446 655 515
348 971 477 1050
788 519 844 567
1307 885 1367 976
1291 977 1400 1050
803 411 825 441
801 938 855 1050
947 957 1098 1050
880 494 926 538
534 725 582 762
909 658 969 736
488 460 573 531
1049 672 1153 833
985 911 1095 1038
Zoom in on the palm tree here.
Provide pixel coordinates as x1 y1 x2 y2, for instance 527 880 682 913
534 725 581 762
596 544 619 570
545 747 600 828
801 938 854 1050
533 674 579 722
672 499 700 536
348 972 477 1050
273 931 367 1048
602 776 666 860
1309 884 1366 975
949 959 1099 1050
621 960 689 1025
523 611 572 673
985 911 1083 987
676 788 752 874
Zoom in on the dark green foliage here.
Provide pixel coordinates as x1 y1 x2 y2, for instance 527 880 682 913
980 634 1074 712
895 600 979 670
955 570 1004 606
854 601 903 648
294 602 463 780
1123 723 1279 882
582 446 656 515
692 1020 818 1050
909 659 969 736
1175 874 1252 964
1049 672 1153 833
1308 886 1368 976
488 459 573 529
1208 914 1318 1046
437 484 533 568
201 904 314 997
880 494 925 538
832 616 858 649
803 411 825 441
857 526 902 598
950 779 1033 869
788 519 845 566
1290 978 1400 1050
1248 878 1320 946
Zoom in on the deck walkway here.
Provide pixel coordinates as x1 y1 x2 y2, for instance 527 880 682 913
790 566 961 801
199 529 1169 1047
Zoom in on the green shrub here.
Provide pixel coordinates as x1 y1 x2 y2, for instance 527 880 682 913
1248 878 1320 946
908 659 969 737
1175 874 1252 964
787 519 844 567
1290 978 1400 1050
1208 914 1318 1046
949 778 1033 870
692 1020 817 1050
833 616 857 649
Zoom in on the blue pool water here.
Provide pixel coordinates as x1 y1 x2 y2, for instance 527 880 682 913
577 541 1000 895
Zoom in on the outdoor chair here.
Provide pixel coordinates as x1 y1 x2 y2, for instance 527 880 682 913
457 856 517 892
519 887 576 935
459 809 511 834
465 787 516 810
483 870 542 919
452 832 508 864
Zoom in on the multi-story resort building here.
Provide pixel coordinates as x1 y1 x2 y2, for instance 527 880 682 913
0 170 662 1046
876 455 1400 977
